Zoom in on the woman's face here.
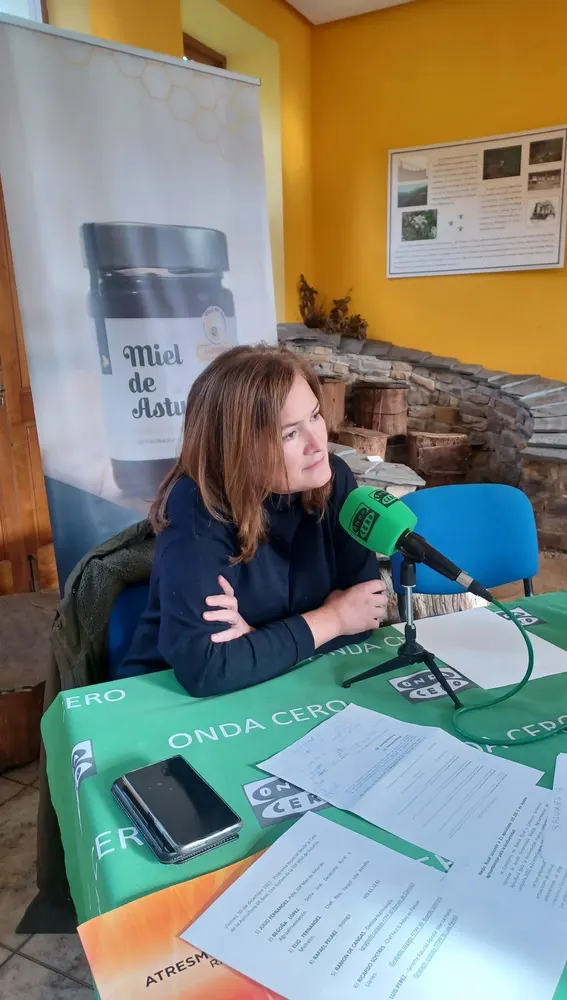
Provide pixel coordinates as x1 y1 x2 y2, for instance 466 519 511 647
271 375 331 493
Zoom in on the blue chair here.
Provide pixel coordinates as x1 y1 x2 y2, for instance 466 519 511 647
107 583 150 678
391 484 539 613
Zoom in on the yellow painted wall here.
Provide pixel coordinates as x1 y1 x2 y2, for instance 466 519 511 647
312 0 567 380
219 0 313 320
47 0 294 321
47 0 90 33
182 0 285 321
90 0 183 57
47 0 184 55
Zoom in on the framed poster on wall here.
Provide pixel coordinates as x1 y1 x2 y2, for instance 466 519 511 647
387 126 567 278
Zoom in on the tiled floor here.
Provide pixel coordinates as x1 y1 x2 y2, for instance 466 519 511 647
0 759 93 998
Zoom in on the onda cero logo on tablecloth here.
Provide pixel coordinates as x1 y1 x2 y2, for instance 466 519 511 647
242 776 327 827
389 666 478 703
494 606 547 627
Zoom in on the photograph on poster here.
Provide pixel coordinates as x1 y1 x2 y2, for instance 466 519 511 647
397 181 428 207
482 144 522 180
397 157 427 182
528 169 562 191
401 208 437 241
527 197 558 225
530 137 564 164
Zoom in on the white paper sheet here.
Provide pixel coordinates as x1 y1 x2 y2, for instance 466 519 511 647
543 754 567 868
259 704 543 862
393 607 567 689
445 786 567 917
185 813 567 1000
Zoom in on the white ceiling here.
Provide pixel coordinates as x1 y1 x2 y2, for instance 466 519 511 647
286 0 415 25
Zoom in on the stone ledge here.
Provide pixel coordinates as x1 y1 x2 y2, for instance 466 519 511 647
533 416 567 432
531 401 567 415
277 326 567 465
529 432 567 449
524 446 567 463
328 443 425 496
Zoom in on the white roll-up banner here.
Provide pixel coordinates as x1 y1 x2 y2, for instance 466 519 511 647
0 16 276 587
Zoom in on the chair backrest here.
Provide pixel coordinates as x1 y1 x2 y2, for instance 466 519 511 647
391 483 539 595
107 583 150 673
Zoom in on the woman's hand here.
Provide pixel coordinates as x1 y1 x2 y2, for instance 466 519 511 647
324 580 388 634
302 580 388 650
203 576 254 644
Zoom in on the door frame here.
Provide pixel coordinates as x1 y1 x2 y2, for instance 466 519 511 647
0 178 54 593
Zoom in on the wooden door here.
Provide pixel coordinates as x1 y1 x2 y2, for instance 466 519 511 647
0 179 57 594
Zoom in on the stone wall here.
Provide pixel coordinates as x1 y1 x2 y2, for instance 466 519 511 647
522 459 567 552
278 324 567 551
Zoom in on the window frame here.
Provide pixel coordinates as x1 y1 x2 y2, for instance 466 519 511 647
182 32 226 70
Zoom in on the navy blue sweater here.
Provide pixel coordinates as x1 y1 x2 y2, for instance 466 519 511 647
120 454 378 696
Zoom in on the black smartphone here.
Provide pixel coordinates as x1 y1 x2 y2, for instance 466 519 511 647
111 756 242 865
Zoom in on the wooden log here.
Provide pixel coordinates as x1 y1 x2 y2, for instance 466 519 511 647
408 431 470 484
352 383 408 437
0 591 57 771
378 561 488 625
337 425 388 458
0 684 44 771
417 444 469 474
319 378 346 435
337 426 387 457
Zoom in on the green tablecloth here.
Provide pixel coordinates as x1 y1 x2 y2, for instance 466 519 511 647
42 593 567 936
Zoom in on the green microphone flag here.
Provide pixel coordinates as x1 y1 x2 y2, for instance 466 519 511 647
339 487 418 555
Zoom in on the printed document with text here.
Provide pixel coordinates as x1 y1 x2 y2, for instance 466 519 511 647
445 786 567 916
259 705 543 861
185 813 566 1000
544 754 567 868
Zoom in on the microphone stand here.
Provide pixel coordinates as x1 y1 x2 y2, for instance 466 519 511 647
342 558 464 708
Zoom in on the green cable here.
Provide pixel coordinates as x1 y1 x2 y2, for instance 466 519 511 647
451 597 567 747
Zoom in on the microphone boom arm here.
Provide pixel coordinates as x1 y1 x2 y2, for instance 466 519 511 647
397 531 493 603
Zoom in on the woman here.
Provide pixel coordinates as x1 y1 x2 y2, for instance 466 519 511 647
120 345 388 696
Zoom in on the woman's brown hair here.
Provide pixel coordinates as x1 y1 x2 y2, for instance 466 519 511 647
150 345 332 562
